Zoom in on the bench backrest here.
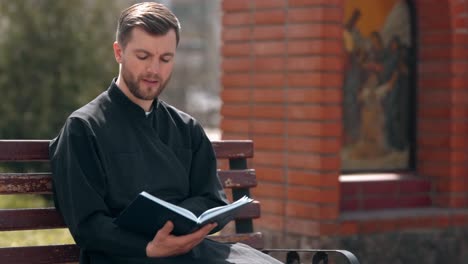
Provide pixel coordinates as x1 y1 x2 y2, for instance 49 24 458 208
0 139 262 264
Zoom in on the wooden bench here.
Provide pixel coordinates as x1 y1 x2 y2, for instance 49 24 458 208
0 139 360 264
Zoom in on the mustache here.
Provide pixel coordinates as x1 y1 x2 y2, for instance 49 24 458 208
141 74 162 81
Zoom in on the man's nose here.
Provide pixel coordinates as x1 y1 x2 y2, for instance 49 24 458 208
147 60 160 73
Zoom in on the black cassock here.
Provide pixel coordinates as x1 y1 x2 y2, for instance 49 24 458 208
50 80 282 264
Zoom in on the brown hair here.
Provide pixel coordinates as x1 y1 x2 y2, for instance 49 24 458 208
116 2 181 48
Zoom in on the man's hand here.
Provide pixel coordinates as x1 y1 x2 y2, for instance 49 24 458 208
145 221 217 258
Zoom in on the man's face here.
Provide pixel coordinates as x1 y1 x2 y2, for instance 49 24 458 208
114 27 176 102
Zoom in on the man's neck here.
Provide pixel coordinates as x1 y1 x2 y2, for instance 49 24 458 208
115 76 153 112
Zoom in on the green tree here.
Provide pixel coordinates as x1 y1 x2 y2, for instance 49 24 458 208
0 1 123 139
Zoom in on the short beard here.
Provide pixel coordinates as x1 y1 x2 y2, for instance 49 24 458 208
122 68 171 101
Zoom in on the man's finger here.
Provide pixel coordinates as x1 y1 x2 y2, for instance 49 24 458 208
183 223 217 248
158 221 174 237
205 222 217 232
192 223 217 238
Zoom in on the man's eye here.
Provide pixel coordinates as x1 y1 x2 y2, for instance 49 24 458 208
161 57 172 63
137 55 148 60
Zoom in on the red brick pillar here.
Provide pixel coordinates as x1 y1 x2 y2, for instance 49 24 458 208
416 0 468 208
221 0 344 243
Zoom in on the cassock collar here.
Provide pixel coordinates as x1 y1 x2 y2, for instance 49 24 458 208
107 78 159 119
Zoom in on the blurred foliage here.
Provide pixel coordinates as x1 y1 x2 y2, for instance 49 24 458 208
0 229 75 247
0 1 125 139
0 194 52 209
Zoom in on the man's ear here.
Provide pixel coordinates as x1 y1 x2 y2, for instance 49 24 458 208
113 41 123 63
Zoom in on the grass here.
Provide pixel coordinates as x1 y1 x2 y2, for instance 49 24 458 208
0 194 75 247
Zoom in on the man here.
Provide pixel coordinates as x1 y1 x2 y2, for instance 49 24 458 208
50 2 282 264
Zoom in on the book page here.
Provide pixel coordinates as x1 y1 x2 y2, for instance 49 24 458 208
197 196 252 223
140 191 198 222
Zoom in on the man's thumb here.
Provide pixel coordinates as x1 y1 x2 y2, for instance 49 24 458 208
159 221 174 236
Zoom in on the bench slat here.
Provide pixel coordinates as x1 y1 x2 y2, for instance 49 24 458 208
0 140 50 161
234 201 260 219
0 244 79 264
219 170 257 188
0 208 65 231
0 173 52 194
212 140 253 159
0 170 256 194
209 232 264 249
0 140 253 161
0 202 260 231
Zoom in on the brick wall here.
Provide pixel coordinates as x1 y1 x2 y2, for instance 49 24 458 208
220 0 468 255
221 0 344 237
417 0 468 209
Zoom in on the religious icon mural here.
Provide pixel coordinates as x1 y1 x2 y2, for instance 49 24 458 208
341 0 413 171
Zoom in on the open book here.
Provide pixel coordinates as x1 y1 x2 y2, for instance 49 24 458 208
113 191 253 236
